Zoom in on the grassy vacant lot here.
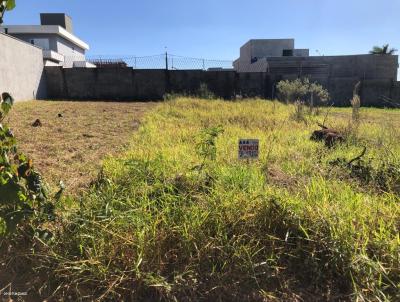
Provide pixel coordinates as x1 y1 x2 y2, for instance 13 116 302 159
3 98 400 301
7 101 154 194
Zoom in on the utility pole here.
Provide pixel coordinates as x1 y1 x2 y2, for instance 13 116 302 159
165 51 168 70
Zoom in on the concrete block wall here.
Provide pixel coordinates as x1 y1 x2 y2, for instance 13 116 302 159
46 67 167 100
327 77 359 106
361 79 396 106
263 55 398 81
0 33 46 101
44 66 400 107
251 39 295 58
392 82 400 103
45 67 277 101
238 72 272 98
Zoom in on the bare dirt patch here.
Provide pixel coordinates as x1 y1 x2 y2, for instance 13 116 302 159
6 101 155 195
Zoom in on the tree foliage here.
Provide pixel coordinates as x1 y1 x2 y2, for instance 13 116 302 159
0 93 60 237
0 0 15 24
369 44 397 55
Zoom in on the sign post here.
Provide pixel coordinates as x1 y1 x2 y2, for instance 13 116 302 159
238 139 259 160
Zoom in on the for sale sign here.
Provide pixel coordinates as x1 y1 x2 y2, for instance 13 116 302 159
238 139 259 159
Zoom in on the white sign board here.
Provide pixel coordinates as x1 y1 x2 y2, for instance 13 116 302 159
238 139 259 159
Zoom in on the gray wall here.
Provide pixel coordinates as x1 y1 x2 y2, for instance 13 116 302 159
56 35 85 57
251 39 295 58
392 82 400 104
251 54 398 80
0 33 46 101
6 33 58 51
293 49 309 57
45 67 245 101
40 13 73 33
5 33 85 57
44 65 400 107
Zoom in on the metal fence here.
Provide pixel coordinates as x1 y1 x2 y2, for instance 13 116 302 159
64 53 234 70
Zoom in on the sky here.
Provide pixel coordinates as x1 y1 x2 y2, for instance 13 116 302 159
3 0 400 61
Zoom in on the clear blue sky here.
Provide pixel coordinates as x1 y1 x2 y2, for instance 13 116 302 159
4 0 400 60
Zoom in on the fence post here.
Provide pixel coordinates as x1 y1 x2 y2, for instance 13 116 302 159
165 52 170 97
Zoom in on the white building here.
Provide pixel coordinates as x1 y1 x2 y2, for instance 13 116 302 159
0 13 95 68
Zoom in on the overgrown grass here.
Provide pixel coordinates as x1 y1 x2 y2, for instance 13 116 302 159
4 98 400 301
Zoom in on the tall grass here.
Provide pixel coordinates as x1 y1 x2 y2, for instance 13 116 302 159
16 98 400 301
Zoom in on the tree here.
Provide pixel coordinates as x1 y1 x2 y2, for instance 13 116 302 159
0 0 16 24
369 44 397 55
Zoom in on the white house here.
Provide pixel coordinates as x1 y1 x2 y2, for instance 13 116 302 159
0 13 95 67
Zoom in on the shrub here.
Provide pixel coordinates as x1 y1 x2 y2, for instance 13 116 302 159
351 81 361 124
163 83 215 101
0 92 59 237
197 83 216 99
277 78 330 122
276 78 329 106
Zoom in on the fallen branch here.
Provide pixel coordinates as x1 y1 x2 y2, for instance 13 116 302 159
347 146 367 166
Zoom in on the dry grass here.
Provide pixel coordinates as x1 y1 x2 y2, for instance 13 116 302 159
6 101 155 195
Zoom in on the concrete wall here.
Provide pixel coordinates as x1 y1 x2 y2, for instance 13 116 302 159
0 33 46 101
45 67 246 101
56 35 85 57
5 33 85 57
41 13 73 33
239 39 295 64
251 39 295 58
293 49 309 57
392 82 400 104
5 33 57 50
239 41 252 64
46 67 167 100
249 55 398 80
44 66 400 107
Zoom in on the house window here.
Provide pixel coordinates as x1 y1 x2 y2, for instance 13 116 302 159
282 49 293 57
30 38 50 50
251 57 258 63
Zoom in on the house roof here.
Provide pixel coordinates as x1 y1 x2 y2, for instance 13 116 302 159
1 25 89 50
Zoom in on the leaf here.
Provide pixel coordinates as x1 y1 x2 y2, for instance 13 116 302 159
0 218 6 236
0 180 22 204
5 210 25 234
6 0 16 10
34 228 54 241
54 181 65 201
1 93 14 115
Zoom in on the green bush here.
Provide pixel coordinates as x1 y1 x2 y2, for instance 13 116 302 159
0 93 59 237
277 78 330 122
276 78 330 106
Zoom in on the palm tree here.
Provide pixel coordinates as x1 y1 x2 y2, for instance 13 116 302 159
369 44 398 55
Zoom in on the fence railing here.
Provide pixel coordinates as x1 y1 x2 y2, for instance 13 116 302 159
63 53 235 70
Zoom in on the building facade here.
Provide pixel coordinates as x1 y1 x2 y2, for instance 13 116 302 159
1 13 95 68
233 39 399 105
